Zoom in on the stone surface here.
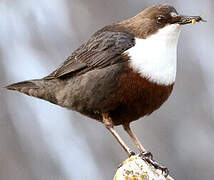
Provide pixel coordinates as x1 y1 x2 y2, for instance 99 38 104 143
113 155 174 180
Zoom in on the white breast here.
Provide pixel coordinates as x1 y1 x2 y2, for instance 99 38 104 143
126 24 181 86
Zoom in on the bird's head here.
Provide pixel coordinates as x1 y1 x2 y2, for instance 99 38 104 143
120 4 205 38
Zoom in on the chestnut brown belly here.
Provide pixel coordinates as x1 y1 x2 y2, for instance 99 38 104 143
64 62 174 126
109 68 174 125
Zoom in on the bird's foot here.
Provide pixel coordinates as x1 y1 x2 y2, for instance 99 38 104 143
139 152 169 177
139 151 153 159
129 150 136 157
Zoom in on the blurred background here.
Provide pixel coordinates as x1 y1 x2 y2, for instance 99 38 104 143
0 0 213 179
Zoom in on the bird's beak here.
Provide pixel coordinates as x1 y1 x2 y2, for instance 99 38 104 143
173 15 206 25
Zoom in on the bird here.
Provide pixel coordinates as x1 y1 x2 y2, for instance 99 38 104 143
6 4 204 167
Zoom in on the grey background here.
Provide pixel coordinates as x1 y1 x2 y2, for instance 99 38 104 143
0 0 213 179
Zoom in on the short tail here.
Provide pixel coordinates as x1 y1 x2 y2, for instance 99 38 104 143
5 80 40 97
5 79 61 105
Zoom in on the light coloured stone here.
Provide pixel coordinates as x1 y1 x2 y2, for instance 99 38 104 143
113 155 174 180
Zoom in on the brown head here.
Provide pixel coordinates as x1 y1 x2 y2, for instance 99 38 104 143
118 4 204 38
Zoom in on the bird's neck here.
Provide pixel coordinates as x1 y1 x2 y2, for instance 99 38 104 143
126 24 181 86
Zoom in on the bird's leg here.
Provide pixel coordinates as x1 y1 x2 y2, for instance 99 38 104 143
123 123 147 154
123 123 169 177
102 113 135 157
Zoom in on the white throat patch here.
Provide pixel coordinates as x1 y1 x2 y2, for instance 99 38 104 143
126 24 181 85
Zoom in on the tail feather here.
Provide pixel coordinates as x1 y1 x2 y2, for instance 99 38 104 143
6 81 39 90
5 80 40 97
5 79 60 105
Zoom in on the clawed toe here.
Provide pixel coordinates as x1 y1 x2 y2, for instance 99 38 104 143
129 151 136 157
139 152 169 177
139 151 153 159
149 158 169 177
160 166 169 177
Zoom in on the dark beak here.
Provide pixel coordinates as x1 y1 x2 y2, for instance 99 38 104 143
173 15 206 25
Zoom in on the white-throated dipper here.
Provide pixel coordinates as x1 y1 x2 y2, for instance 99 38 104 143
6 4 205 173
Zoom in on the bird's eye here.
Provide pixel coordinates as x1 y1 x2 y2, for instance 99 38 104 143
157 15 167 24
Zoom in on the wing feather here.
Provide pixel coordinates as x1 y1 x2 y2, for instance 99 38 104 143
45 29 135 79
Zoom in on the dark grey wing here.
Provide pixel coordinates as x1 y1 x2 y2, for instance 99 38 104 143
45 30 135 79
